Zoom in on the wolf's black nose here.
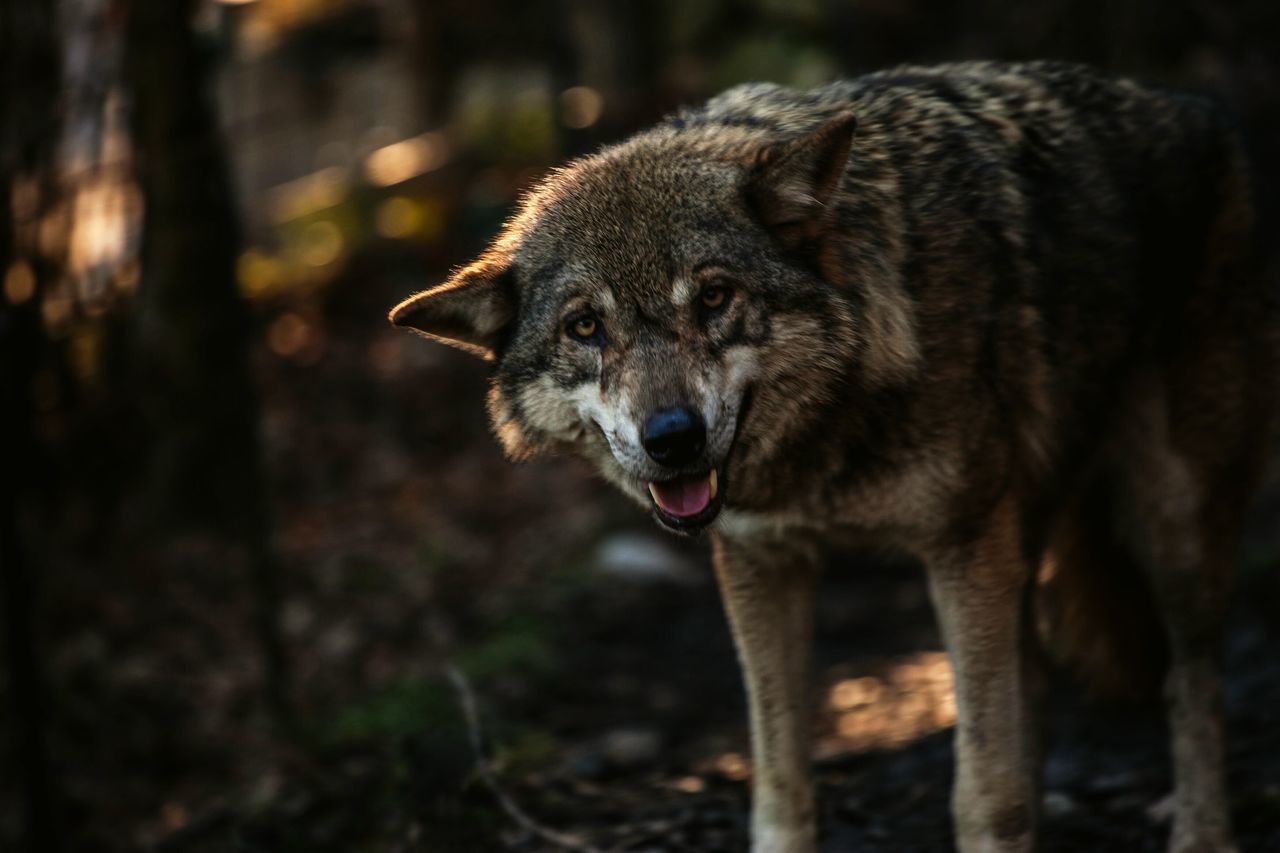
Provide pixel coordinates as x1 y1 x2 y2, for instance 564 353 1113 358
642 406 706 467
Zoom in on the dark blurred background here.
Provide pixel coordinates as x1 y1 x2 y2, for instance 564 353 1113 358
2 1 1279 851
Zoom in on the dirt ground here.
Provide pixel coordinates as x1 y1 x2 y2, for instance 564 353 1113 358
10 272 1280 853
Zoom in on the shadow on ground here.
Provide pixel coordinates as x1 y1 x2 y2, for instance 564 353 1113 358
16 276 1280 853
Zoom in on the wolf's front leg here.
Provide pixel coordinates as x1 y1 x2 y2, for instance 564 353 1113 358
712 533 820 853
926 499 1043 853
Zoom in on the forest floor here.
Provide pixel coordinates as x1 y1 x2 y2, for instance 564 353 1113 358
8 271 1280 853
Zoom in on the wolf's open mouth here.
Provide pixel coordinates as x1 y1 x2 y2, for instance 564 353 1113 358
647 469 723 530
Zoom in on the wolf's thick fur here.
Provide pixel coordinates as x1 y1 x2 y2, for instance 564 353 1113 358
391 61 1276 852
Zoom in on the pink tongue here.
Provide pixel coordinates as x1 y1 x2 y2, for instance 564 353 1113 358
650 475 712 517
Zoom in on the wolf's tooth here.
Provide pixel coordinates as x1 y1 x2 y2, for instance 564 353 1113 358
648 482 660 504
709 469 719 500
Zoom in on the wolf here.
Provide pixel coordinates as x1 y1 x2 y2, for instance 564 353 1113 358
390 61 1276 852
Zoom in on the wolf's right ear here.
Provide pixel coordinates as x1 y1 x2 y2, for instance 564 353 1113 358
748 112 858 242
389 255 516 360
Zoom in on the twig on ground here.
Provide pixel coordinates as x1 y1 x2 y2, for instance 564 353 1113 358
444 662 603 852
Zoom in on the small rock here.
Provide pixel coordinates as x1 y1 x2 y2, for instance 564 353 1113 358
1042 790 1076 819
594 533 698 584
601 727 663 768
1086 770 1138 794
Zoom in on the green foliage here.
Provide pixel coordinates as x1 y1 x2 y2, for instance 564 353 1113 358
456 611 556 679
324 680 460 744
493 729 559 776
315 604 561 747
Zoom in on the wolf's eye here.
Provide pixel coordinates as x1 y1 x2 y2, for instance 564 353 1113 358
700 283 731 312
568 314 601 342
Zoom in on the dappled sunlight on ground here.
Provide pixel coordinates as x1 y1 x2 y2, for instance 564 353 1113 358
692 652 959 786
816 651 956 759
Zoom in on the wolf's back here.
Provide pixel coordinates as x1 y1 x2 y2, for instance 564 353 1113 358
675 62 1272 696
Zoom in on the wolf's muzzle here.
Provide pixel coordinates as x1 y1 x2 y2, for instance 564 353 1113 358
641 406 706 467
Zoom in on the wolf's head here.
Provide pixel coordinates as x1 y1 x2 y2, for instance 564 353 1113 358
390 113 919 533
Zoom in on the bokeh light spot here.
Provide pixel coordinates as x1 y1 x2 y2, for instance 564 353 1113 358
4 261 36 304
672 776 706 794
714 751 750 781
237 249 284 299
364 132 449 187
41 284 74 336
375 197 422 239
299 220 344 267
268 312 311 358
269 167 348 224
559 86 603 129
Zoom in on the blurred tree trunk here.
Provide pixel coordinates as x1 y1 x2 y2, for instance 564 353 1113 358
565 0 663 142
405 0 463 127
0 178 62 853
125 0 290 724
0 1 63 850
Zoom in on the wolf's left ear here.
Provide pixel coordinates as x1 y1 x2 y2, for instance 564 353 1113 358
748 112 857 240
389 255 516 360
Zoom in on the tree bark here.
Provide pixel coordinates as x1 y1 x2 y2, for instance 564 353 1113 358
0 0 64 848
125 0 290 724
